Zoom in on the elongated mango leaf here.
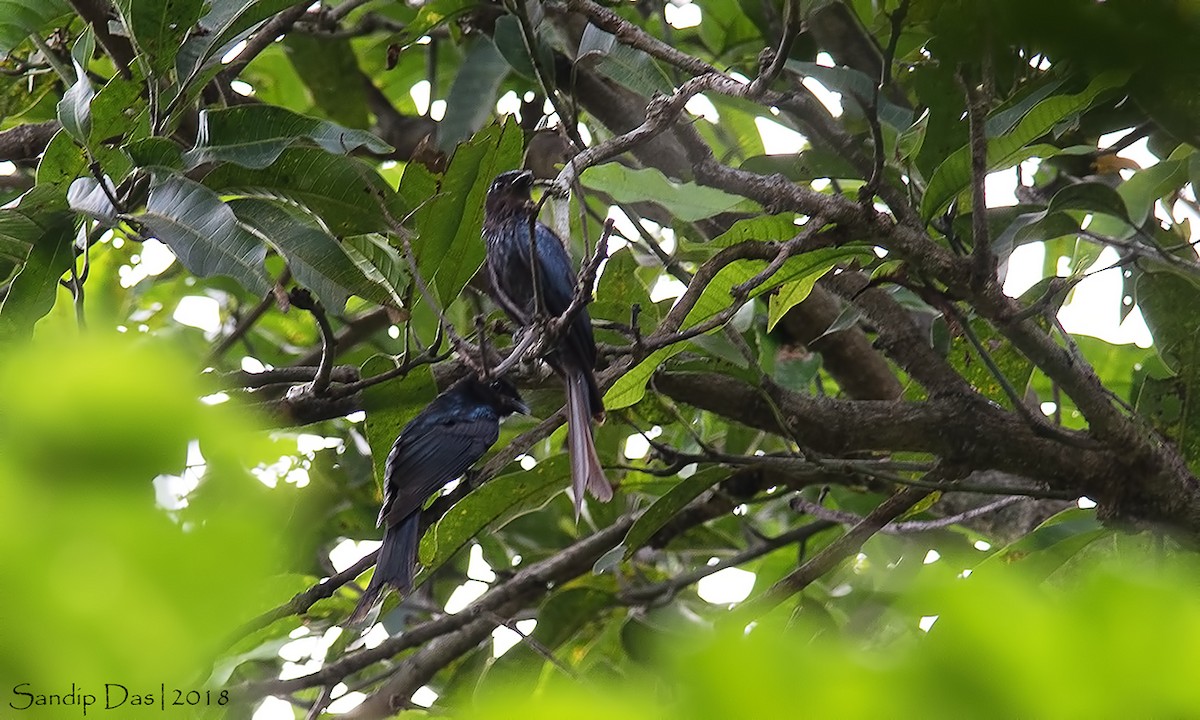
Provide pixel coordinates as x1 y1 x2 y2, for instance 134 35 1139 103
67 177 119 222
56 60 93 143
397 0 474 44
1135 271 1200 473
113 0 206 76
605 245 868 409
438 38 510 151
231 198 373 312
974 508 1106 582
768 274 823 331
922 71 1129 218
786 61 914 130
709 213 799 248
203 147 404 236
282 33 369 129
125 137 185 170
493 15 555 82
185 106 391 169
174 0 300 94
342 234 410 310
414 119 523 307
741 150 863 183
135 175 269 294
0 187 75 341
577 23 673 97
581 163 758 222
622 467 727 558
0 0 71 56
948 316 1035 408
420 455 570 579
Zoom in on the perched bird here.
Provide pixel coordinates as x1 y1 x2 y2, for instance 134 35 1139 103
348 375 527 624
482 169 613 519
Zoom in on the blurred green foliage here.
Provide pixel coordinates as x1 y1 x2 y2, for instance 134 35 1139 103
466 550 1200 719
0 334 299 692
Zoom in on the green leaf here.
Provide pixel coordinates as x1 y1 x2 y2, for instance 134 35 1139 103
741 150 865 183
975 508 1105 582
113 0 206 76
1046 181 1131 220
397 0 474 43
812 303 861 343
66 177 119 222
56 60 93 142
581 163 758 222
604 345 687 410
342 234 410 310
0 187 75 341
896 109 930 162
590 247 656 329
415 119 523 307
768 274 822 331
36 131 88 189
606 246 868 409
282 33 370 129
622 468 726 558
709 213 799 248
86 74 145 180
174 0 299 93
231 198 372 312
421 456 570 578
125 137 185 170
577 23 673 97
1117 152 1192 227
685 246 860 325
1137 270 1200 373
493 14 554 82
947 316 1035 408
785 61 914 130
361 356 438 494
202 147 403 236
922 71 1129 219
1138 371 1200 475
184 105 391 169
438 37 510 151
135 174 269 295
0 0 70 55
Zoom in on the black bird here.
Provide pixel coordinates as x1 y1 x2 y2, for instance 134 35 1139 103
483 169 613 519
348 375 527 624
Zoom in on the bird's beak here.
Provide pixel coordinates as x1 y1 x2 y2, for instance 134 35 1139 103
514 399 531 415
515 169 534 190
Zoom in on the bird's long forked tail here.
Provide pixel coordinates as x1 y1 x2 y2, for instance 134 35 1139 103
567 369 612 520
347 511 421 625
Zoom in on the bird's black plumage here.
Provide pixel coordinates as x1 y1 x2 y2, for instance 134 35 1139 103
482 170 612 519
348 375 526 624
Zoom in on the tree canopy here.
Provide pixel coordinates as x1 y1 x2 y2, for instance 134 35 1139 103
3 0 1200 717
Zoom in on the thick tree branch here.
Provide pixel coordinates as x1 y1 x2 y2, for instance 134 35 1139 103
0 121 60 163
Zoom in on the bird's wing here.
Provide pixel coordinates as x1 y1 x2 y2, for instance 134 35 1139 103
378 413 500 528
533 223 598 368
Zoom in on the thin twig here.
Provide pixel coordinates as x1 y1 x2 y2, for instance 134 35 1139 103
960 64 994 289
792 495 1024 534
289 288 337 396
206 269 289 365
506 0 585 151
619 520 837 604
858 0 909 205
735 483 936 619
483 610 579 679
